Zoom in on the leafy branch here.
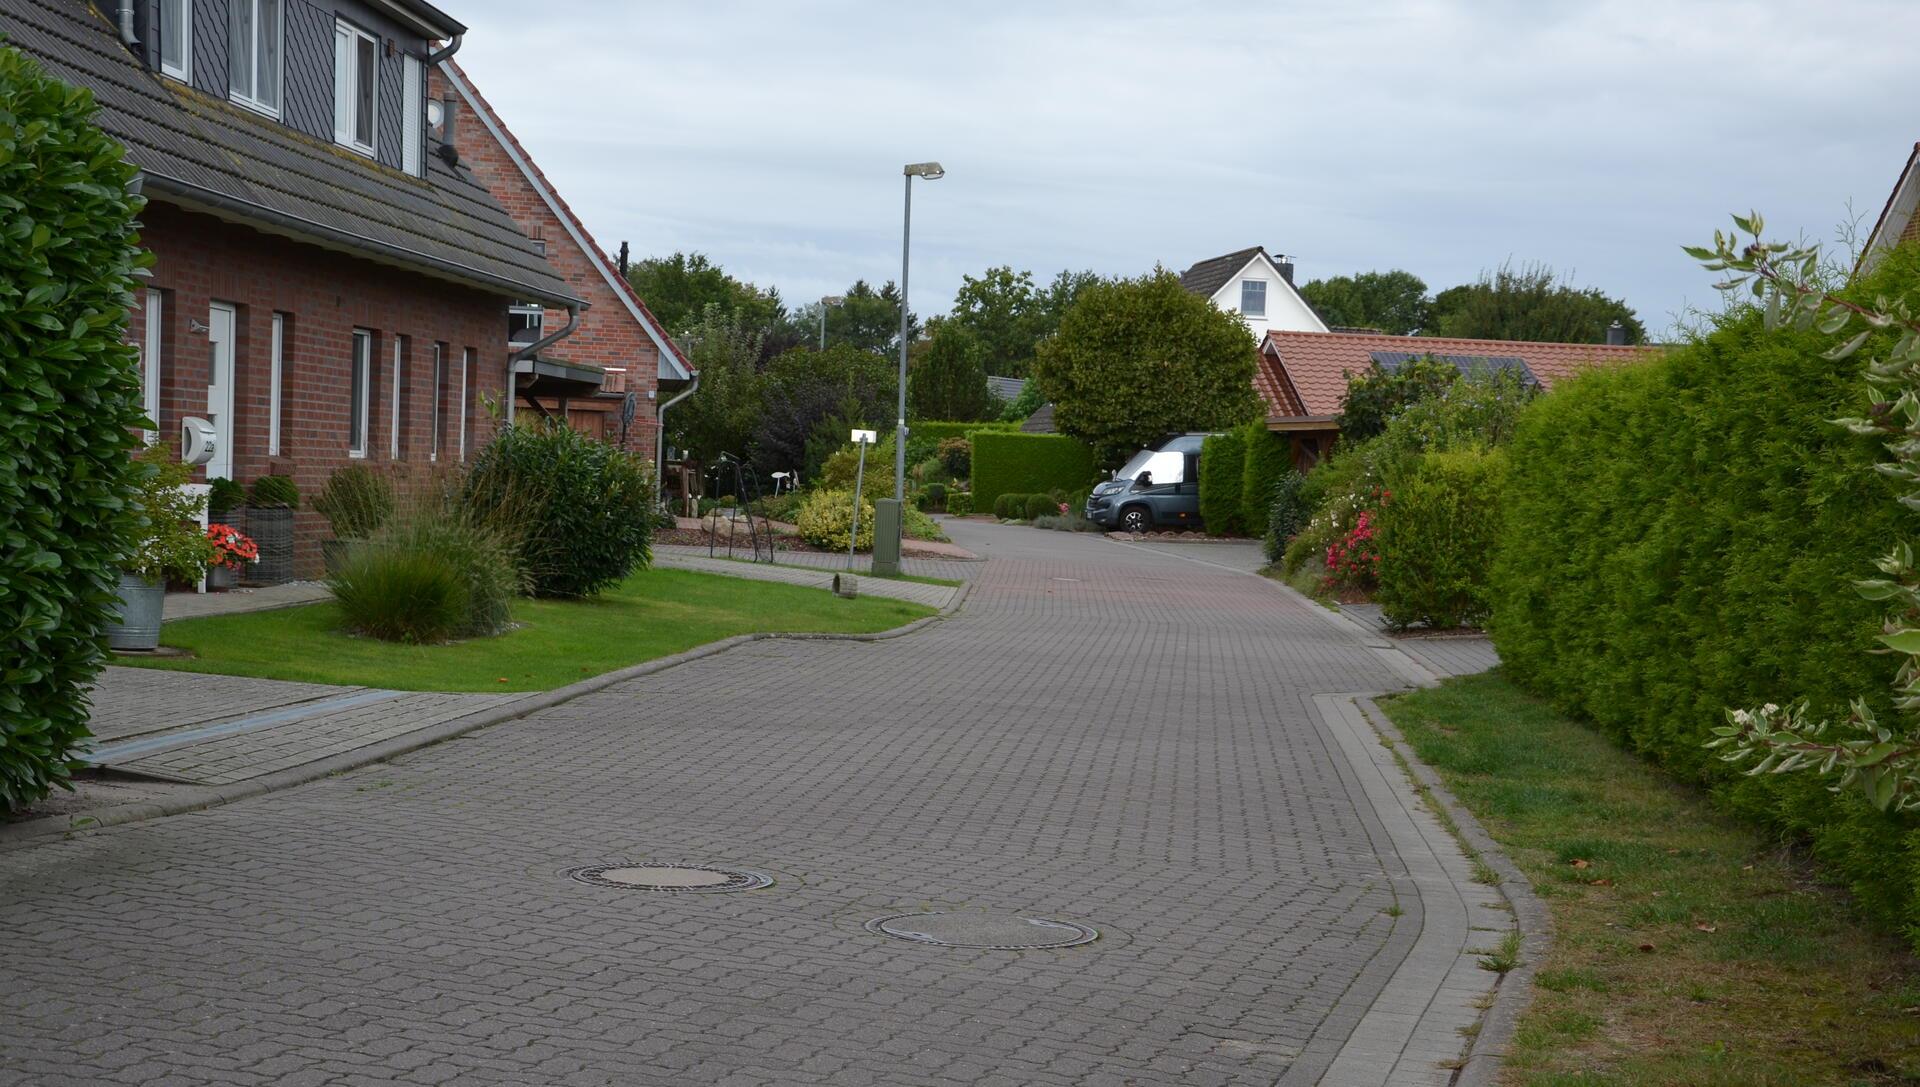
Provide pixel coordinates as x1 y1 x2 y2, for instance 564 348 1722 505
1691 213 1920 813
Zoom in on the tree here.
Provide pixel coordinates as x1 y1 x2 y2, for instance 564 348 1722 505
944 266 1104 378
1428 262 1645 344
819 279 918 357
909 324 996 421
1335 357 1462 443
1032 269 1263 464
753 343 897 478
999 377 1045 423
1298 270 1430 334
625 251 785 340
667 303 764 464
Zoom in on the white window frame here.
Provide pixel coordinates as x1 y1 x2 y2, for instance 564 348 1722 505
348 330 371 458
1240 279 1267 318
458 348 471 460
389 337 404 459
333 19 379 157
141 289 164 443
228 0 282 118
267 313 285 456
429 343 444 461
159 0 192 81
402 54 424 177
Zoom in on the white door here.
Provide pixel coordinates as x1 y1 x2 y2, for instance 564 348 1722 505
206 302 237 480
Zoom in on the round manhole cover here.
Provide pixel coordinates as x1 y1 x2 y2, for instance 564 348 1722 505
866 911 1099 949
566 863 772 893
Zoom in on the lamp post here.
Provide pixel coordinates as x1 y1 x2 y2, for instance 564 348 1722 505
874 160 943 577
818 295 844 351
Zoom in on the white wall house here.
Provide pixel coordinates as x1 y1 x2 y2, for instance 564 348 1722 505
1177 246 1327 338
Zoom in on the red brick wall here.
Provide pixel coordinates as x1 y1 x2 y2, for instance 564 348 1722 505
131 202 514 574
433 67 664 455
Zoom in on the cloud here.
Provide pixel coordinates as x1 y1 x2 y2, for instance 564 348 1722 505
451 0 1920 337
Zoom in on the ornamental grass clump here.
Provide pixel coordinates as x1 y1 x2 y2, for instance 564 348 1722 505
328 485 525 644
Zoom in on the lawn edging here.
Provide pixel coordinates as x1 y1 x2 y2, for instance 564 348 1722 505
0 578 969 852
1358 695 1552 1087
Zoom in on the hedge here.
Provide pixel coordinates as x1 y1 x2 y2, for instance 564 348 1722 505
1197 430 1247 535
0 46 152 812
971 431 1099 510
1375 449 1504 629
1490 246 1920 946
1239 420 1293 531
909 420 1021 445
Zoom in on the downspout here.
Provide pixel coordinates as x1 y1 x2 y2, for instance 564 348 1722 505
654 370 700 476
507 303 580 427
425 32 463 66
116 1 138 48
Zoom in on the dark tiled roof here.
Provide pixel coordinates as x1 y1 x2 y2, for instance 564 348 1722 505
1020 402 1056 434
986 374 1024 402
1178 245 1266 297
0 0 579 305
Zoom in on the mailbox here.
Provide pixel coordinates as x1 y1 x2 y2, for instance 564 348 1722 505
180 416 217 466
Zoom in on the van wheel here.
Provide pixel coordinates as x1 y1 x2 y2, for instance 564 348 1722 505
1120 506 1151 533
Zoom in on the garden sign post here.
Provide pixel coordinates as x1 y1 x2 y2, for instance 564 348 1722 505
848 429 876 571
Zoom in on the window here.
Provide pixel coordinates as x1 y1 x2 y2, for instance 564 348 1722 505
267 313 286 455
389 336 406 459
348 330 371 457
228 0 282 116
159 0 191 80
141 289 164 442
1240 279 1267 318
402 55 424 177
333 20 378 155
508 304 543 345
430 343 445 461
458 348 472 460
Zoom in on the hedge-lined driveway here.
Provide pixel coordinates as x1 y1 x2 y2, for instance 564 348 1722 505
0 522 1416 1086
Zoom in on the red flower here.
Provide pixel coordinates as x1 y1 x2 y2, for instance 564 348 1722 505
205 523 259 567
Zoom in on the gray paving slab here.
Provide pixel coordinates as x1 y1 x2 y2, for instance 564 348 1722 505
2 518 1508 1085
85 667 367 742
162 580 332 622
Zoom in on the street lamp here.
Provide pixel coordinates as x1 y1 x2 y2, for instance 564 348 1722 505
818 295 844 351
874 160 944 577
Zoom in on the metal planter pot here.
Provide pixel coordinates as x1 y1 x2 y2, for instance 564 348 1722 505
206 563 238 591
107 573 165 651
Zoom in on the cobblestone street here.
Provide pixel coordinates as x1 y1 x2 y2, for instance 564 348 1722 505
0 522 1470 1086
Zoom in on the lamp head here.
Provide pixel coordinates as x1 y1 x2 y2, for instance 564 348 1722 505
903 162 945 180
822 295 845 305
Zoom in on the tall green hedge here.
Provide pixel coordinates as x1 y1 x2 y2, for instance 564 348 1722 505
971 431 1099 510
1376 449 1505 629
908 420 1021 445
1491 246 1920 945
0 46 151 811
1197 430 1247 535
1238 420 1293 531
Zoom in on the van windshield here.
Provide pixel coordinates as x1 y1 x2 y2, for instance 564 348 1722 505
1115 449 1153 480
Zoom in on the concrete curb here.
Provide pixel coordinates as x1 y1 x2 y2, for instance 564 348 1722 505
0 578 971 853
1357 696 1552 1087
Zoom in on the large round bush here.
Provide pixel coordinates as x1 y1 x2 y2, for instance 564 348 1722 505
463 422 656 598
796 488 875 551
1373 449 1505 629
0 46 151 812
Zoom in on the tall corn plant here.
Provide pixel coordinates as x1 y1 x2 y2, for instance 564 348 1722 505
1694 214 1920 812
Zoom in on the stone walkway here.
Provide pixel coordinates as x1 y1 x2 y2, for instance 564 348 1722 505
652 546 963 609
3 520 1516 1085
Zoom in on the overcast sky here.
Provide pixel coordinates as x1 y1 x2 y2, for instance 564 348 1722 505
452 1 1919 339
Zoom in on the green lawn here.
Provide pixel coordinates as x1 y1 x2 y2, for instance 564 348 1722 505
1380 672 1920 1087
122 567 933 693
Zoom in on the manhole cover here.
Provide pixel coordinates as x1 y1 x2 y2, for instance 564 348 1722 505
566 863 772 893
865 911 1099 949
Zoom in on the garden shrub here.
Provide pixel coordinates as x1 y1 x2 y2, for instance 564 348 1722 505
971 430 1098 511
819 434 893 490
1263 471 1309 564
910 420 1020 446
1374 449 1505 629
1491 250 1920 944
327 491 524 644
921 482 948 512
207 477 246 519
946 491 973 517
329 543 468 644
795 487 874 551
463 422 656 598
0 45 150 812
1198 429 1248 535
247 474 299 509
123 446 218 583
903 506 949 542
1239 420 1293 531
1023 493 1059 521
936 437 972 479
1336 355 1459 442
992 492 1023 520
314 464 395 539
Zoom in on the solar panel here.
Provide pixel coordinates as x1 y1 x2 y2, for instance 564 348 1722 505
1368 351 1540 387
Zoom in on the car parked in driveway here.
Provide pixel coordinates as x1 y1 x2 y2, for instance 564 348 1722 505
1083 433 1209 532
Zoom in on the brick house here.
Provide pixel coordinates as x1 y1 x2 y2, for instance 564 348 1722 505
1860 141 1920 275
1257 329 1650 471
431 59 694 465
1 0 582 573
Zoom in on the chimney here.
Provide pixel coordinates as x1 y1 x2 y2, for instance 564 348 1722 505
435 96 460 166
1274 253 1295 285
1606 320 1627 346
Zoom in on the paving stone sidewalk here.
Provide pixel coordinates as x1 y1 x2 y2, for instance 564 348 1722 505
3 520 1513 1086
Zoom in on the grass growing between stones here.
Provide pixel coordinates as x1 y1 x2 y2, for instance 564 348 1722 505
122 568 933 693
1380 671 1920 1087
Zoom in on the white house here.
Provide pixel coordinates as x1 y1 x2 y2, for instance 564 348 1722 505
1177 246 1328 337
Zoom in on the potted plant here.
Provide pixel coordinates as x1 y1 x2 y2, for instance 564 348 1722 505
204 523 258 590
244 474 299 584
107 445 217 651
313 464 395 575
206 476 245 522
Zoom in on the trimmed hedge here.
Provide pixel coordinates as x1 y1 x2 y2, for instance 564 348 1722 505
1491 247 1920 946
971 431 1099 511
1198 430 1248 535
0 46 151 813
1023 493 1057 520
1375 449 1504 629
909 420 1021 445
1239 421 1293 530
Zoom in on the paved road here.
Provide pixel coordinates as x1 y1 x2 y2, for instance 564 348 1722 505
1 521 1418 1086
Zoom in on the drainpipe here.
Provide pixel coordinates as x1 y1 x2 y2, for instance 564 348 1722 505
116 1 138 48
507 303 580 427
425 32 463 65
654 369 700 476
